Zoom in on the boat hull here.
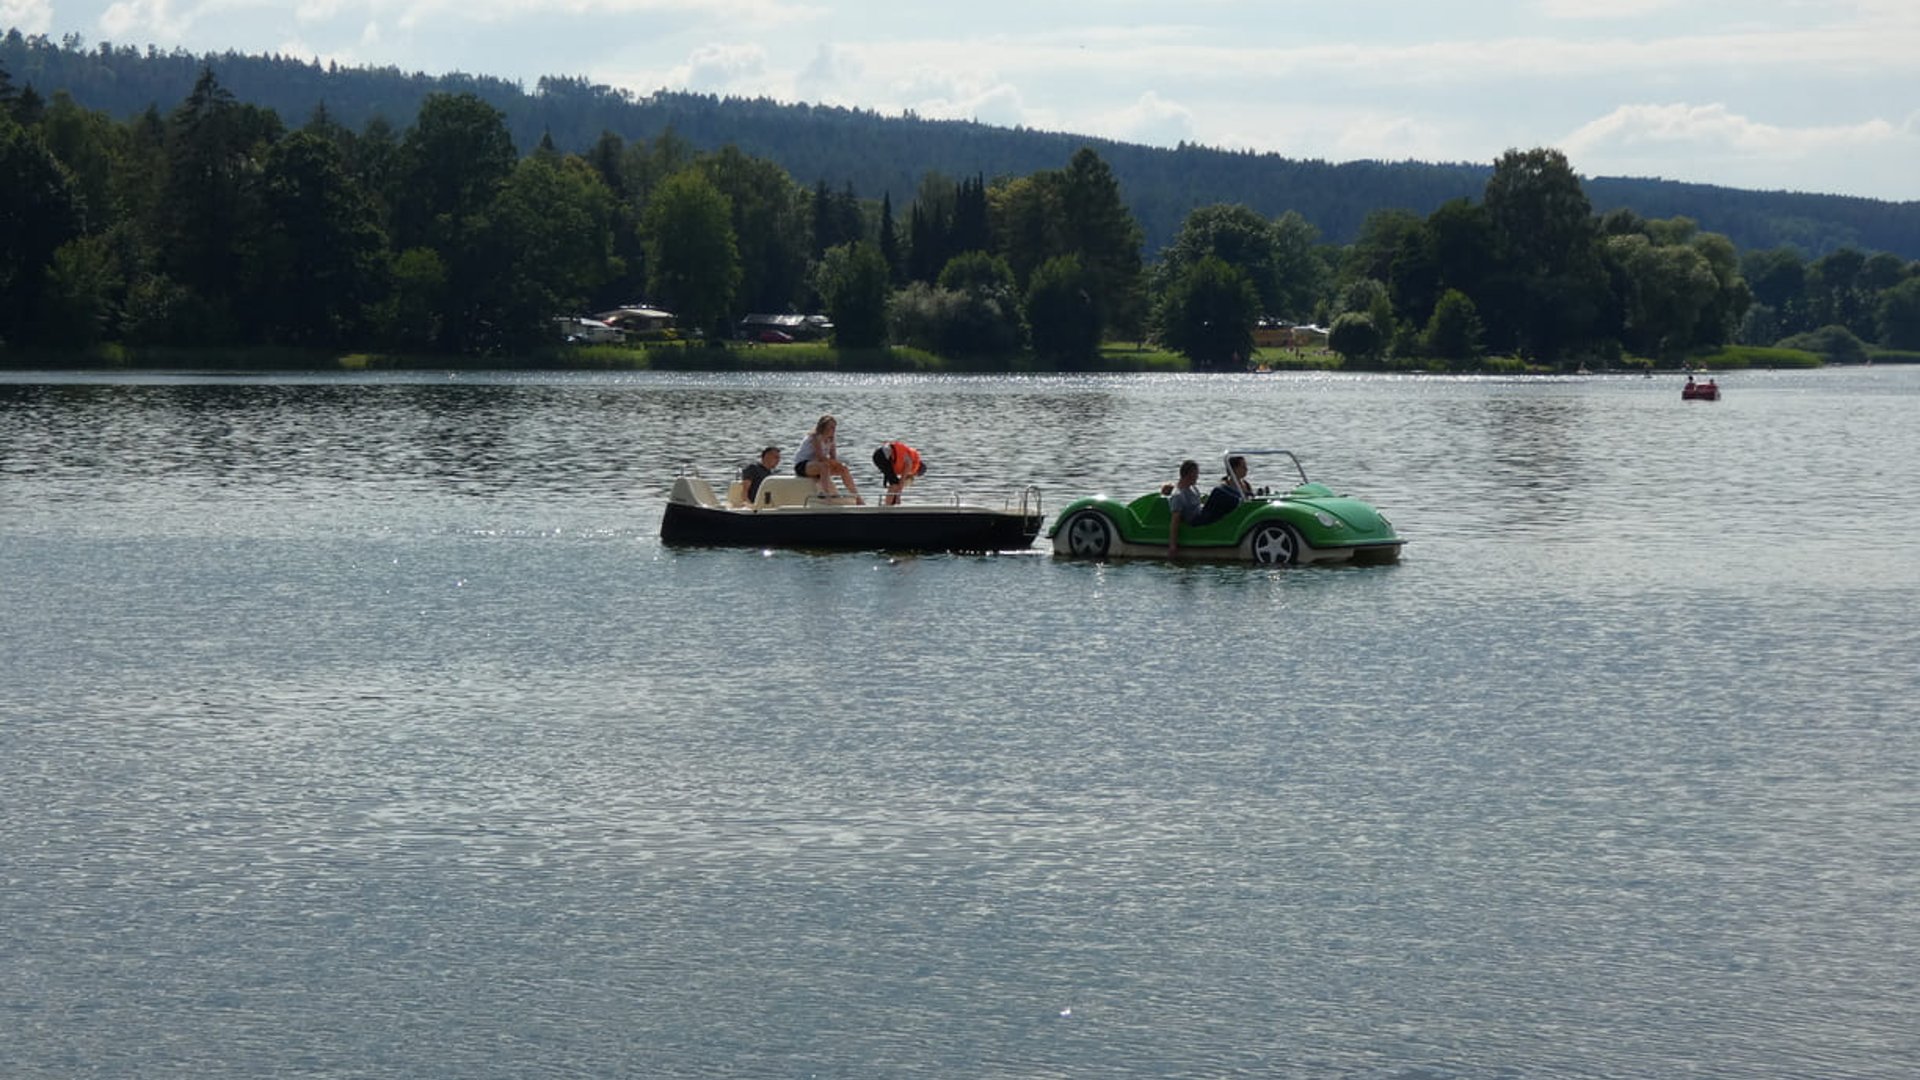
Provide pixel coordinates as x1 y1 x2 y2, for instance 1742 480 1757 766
661 500 1042 552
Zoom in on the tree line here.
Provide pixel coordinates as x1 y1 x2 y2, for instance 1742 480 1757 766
7 30 1920 262
4 63 1918 368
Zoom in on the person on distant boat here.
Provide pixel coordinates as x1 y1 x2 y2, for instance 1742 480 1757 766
1164 459 1204 555
794 414 863 503
871 440 927 505
740 445 780 504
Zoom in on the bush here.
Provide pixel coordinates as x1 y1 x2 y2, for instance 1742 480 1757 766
1421 288 1485 368
888 279 1024 359
1327 311 1384 365
1775 324 1867 365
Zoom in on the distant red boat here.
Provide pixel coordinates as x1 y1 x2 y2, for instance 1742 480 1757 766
1682 377 1720 401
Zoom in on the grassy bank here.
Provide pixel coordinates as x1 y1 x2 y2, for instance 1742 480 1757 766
1684 345 1824 369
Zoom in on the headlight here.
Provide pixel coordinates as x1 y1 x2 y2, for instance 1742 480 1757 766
1314 511 1341 529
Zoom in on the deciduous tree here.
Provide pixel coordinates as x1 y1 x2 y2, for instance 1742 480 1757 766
1157 203 1284 316
1328 311 1384 365
641 169 740 339
1025 253 1101 368
703 147 806 315
391 92 515 253
0 113 84 344
932 249 1023 356
1876 277 1920 350
243 130 386 345
818 240 891 348
1482 147 1605 360
1155 255 1258 370
476 153 621 348
1269 209 1330 322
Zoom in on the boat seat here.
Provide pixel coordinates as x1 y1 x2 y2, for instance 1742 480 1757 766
1128 493 1172 528
671 475 722 508
754 476 825 508
726 479 748 507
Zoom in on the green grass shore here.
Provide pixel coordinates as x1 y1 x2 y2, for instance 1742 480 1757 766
3 340 1879 373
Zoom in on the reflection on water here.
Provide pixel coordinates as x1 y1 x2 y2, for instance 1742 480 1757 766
3 367 1918 1079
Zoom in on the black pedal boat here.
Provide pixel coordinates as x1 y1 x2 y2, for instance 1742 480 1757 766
661 473 1043 553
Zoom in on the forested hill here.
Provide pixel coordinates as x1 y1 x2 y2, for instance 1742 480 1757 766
8 31 1919 260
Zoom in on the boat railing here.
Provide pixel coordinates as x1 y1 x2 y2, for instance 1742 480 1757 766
1015 484 1042 519
927 485 1041 517
681 463 1043 517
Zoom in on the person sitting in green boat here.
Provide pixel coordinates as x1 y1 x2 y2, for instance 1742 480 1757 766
1221 455 1255 497
1165 459 1203 555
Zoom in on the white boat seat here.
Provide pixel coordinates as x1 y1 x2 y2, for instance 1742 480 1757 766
670 475 722 508
726 479 748 507
754 476 825 508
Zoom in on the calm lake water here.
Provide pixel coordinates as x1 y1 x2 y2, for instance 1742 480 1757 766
3 366 1917 1078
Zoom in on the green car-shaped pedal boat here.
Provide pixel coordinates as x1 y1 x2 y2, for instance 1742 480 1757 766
1048 450 1404 565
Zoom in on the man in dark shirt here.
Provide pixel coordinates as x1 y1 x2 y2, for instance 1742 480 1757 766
741 446 781 504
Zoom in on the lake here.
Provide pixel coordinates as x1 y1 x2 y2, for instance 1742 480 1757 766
3 366 1917 1078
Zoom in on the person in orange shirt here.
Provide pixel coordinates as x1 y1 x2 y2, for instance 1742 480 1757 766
870 441 927 505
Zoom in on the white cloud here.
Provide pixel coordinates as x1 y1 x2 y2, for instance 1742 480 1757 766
949 82 1026 128
98 0 191 39
795 42 860 101
1099 91 1194 147
666 42 772 93
1329 113 1455 163
1565 102 1899 159
900 78 1031 129
294 0 342 24
388 0 817 27
1562 102 1920 196
1536 0 1678 19
1 0 54 34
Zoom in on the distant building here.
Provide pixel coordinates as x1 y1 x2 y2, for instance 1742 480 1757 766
595 306 677 333
1253 319 1328 349
553 316 626 344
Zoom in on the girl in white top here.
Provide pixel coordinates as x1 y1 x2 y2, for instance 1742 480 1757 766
793 414 863 503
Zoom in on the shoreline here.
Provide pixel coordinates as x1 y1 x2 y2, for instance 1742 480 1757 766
0 342 1874 374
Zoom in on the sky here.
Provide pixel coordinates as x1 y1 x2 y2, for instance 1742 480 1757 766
7 0 1918 202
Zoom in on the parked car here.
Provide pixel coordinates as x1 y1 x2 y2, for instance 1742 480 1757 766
757 329 795 343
